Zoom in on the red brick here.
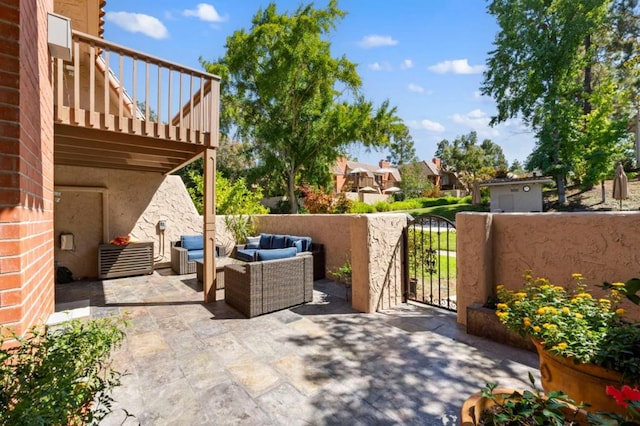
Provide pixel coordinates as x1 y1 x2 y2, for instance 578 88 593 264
0 255 20 273
0 239 19 256
0 305 21 324
0 272 20 290
0 4 19 24
0 288 21 306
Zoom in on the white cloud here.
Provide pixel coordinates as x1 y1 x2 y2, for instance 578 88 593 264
408 83 424 93
183 3 227 22
450 109 499 138
420 119 445 132
428 59 485 75
105 11 168 39
400 59 414 69
357 35 398 48
368 62 392 71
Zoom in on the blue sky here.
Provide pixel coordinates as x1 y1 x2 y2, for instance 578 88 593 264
102 0 535 166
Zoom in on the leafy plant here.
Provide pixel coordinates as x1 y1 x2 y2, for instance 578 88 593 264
496 271 640 384
0 316 128 425
475 373 585 425
332 259 352 286
224 214 256 244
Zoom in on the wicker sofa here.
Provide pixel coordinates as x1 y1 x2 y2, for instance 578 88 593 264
224 253 313 318
171 235 226 275
234 233 325 280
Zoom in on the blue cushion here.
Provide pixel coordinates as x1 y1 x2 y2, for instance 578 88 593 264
235 248 257 262
289 235 312 252
292 240 303 253
271 235 286 249
181 235 203 251
187 249 204 261
246 236 260 249
259 233 273 249
256 247 297 261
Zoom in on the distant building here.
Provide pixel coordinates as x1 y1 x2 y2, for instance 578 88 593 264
333 158 401 194
480 176 553 212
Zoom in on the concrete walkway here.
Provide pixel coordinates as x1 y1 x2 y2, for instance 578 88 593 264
54 270 539 426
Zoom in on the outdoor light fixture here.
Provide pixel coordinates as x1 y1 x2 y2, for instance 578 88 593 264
47 12 72 62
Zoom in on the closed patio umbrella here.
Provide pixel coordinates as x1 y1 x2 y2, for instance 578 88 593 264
383 186 401 193
613 163 629 210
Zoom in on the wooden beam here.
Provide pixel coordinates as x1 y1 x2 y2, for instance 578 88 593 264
203 147 216 303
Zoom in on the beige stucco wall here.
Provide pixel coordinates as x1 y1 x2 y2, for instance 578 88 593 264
216 213 407 313
457 212 640 325
54 167 201 278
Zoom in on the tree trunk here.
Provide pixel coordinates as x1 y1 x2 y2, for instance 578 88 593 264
601 180 606 204
556 174 567 205
288 170 298 214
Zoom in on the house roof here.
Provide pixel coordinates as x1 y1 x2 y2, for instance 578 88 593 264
420 160 440 176
479 176 554 187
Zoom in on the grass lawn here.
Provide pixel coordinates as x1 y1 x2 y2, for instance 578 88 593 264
408 227 457 252
407 203 487 222
410 254 457 280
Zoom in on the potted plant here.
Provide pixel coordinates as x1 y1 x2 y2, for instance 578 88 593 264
461 373 589 425
0 316 129 425
495 271 640 414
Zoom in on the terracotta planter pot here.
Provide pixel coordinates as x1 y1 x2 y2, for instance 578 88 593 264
532 338 625 415
460 388 589 426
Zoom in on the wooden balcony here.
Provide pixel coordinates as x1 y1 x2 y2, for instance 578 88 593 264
53 30 220 174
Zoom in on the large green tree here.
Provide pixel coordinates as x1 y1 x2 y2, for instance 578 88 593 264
435 131 507 189
482 0 631 203
386 125 418 166
202 1 402 213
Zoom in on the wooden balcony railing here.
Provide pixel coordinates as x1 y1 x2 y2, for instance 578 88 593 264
53 30 220 146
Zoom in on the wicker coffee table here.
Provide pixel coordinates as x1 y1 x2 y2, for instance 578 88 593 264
195 257 243 299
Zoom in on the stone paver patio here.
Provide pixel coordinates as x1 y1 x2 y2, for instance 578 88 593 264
54 270 539 425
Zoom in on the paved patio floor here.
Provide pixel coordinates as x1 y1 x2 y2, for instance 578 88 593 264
54 270 539 426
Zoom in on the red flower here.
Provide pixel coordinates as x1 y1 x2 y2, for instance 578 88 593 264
606 385 640 409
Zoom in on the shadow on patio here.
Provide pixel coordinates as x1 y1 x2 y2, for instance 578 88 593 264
53 270 538 425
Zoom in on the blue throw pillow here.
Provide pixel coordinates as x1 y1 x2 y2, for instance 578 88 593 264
256 247 297 261
289 235 312 251
246 236 260 249
271 235 286 249
292 240 303 253
259 233 273 249
181 235 204 251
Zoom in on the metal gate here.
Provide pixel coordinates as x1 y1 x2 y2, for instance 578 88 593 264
404 214 457 311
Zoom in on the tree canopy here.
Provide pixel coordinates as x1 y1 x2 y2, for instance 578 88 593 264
202 1 403 213
482 0 635 203
435 131 508 188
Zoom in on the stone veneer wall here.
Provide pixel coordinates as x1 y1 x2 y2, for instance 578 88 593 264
456 212 640 325
217 213 407 313
54 167 201 278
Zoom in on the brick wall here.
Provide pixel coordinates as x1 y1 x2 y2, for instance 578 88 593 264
0 0 55 337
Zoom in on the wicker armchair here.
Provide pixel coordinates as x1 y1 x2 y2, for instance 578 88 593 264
224 253 313 317
171 238 226 275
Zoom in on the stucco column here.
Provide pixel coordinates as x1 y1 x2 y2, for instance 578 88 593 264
203 148 216 303
456 212 494 326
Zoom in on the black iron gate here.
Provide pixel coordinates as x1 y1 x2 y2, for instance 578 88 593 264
404 214 457 311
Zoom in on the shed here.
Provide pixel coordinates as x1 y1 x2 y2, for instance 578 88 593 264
480 176 553 212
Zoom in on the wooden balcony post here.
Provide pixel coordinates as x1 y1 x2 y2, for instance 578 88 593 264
203 148 217 303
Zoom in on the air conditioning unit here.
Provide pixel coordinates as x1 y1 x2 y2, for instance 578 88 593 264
98 242 153 279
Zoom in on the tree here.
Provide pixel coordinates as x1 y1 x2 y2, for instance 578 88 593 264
509 159 525 175
435 131 505 189
398 163 435 199
201 1 402 213
386 125 418 166
188 170 268 216
482 0 630 203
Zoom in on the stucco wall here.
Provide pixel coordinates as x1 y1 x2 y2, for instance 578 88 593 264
217 213 407 313
54 167 201 278
457 212 640 325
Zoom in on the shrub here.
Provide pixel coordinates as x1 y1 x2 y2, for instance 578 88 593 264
373 201 391 212
0 317 128 425
350 202 376 213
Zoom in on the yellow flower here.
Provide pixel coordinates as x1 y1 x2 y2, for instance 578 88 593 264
599 298 611 304
562 307 570 314
496 284 504 290
553 342 568 351
576 293 592 299
554 286 565 291
514 292 527 299
543 323 557 330
611 282 625 287
532 326 541 333
537 307 546 315
541 284 551 290
514 301 521 305
496 303 508 310
611 289 619 296
574 313 583 319
496 311 509 320
523 317 531 327
615 308 626 316
572 273 583 279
